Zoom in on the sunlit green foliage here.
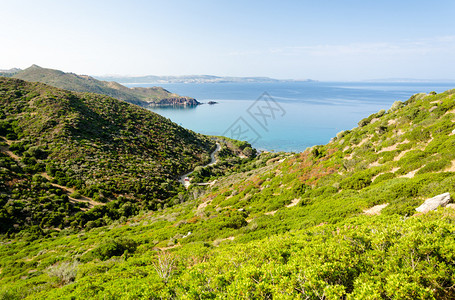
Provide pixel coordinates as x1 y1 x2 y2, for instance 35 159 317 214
1 85 455 299
0 77 215 233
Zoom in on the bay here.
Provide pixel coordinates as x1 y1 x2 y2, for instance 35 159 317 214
124 81 455 152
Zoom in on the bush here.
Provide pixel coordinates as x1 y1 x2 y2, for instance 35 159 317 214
373 172 396 184
336 130 348 140
47 261 79 286
407 127 431 142
70 191 82 199
358 118 370 127
382 197 422 216
416 159 451 175
379 150 399 164
91 238 138 261
0 288 22 300
389 101 404 111
5 132 17 140
396 150 427 174
340 173 372 190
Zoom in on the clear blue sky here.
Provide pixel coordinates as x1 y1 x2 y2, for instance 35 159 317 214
1 0 454 80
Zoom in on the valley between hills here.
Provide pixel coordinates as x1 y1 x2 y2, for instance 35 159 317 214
1 74 455 299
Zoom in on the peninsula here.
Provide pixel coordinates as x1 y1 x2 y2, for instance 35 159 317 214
9 65 200 107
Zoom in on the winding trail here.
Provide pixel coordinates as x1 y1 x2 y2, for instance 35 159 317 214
39 173 102 209
179 142 221 188
1 138 102 209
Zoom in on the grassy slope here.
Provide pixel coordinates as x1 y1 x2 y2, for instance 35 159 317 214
0 77 215 233
1 88 455 298
12 65 198 106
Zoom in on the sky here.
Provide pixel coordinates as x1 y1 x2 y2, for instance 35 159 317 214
1 0 454 81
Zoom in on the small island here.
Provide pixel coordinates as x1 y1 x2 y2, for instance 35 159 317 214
207 101 218 105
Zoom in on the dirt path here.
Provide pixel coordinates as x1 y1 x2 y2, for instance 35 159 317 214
0 145 21 161
214 236 234 246
1 139 102 209
363 203 389 215
39 173 102 209
286 198 300 208
0 139 21 160
179 142 221 188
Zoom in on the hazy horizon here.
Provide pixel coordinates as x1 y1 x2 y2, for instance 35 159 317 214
1 0 455 81
4 64 455 83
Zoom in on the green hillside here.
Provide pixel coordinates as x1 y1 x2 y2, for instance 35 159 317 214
12 65 199 106
0 77 215 233
1 84 455 299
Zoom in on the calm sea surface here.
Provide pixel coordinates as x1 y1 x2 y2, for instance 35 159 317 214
124 82 455 152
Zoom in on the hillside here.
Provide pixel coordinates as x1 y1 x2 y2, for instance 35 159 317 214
1 87 455 299
12 65 199 106
0 77 215 233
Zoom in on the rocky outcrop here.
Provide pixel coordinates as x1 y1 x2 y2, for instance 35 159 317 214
415 192 451 213
151 97 200 106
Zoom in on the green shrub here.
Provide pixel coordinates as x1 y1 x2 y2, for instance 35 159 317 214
389 101 404 111
373 172 396 184
396 150 427 174
47 261 79 286
382 197 422 216
5 132 17 140
340 173 372 190
416 159 451 175
69 191 82 199
0 288 22 300
406 127 431 142
90 238 137 261
379 150 398 164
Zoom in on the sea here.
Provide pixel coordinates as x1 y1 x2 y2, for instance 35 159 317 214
124 81 455 152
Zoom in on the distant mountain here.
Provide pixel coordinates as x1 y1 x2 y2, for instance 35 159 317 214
11 65 199 106
95 74 313 84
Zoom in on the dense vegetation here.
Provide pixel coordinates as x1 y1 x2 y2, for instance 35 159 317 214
1 82 455 299
0 77 215 233
12 65 199 106
189 136 257 184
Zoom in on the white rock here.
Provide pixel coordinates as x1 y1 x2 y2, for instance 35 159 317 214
416 192 451 213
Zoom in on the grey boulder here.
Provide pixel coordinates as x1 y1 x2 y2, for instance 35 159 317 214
416 192 451 213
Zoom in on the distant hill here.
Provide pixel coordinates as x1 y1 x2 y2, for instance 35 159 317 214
96 74 313 84
11 65 199 106
0 68 21 77
0 77 214 232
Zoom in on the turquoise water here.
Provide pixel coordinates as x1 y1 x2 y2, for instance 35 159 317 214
125 82 455 152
